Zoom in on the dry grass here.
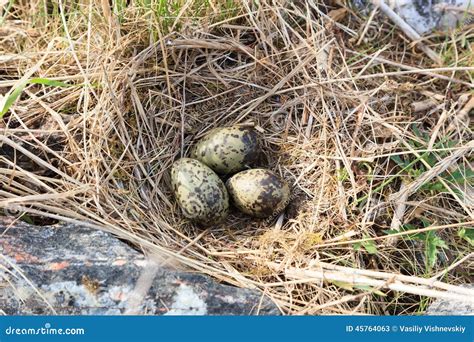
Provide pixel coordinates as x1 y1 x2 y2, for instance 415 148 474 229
1 0 473 314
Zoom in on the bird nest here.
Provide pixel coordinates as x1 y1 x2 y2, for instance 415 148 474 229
1 0 473 314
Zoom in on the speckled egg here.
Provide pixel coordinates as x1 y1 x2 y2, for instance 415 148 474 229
171 158 229 225
191 126 259 175
226 169 290 218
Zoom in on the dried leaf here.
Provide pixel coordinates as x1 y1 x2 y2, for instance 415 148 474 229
328 8 347 22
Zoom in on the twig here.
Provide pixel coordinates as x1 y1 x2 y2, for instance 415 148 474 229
0 135 81 185
311 221 474 249
447 95 474 133
346 50 472 86
311 261 474 296
1 255 58 314
370 0 442 64
356 7 378 46
124 260 159 315
428 109 450 150
267 261 474 303
435 4 474 16
169 39 254 54
411 98 440 112
387 181 408 245
389 140 474 204
335 159 348 221
430 253 474 281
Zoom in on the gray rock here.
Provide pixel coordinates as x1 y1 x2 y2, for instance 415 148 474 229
352 0 473 34
426 285 474 315
0 218 279 315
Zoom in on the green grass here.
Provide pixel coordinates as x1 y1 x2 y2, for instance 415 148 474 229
385 219 449 272
118 0 239 33
438 29 474 81
391 126 474 198
354 123 472 272
357 124 473 206
0 0 15 25
353 235 378 255
0 78 73 118
458 227 474 246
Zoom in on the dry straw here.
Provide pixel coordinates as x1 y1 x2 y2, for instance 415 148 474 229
0 0 473 314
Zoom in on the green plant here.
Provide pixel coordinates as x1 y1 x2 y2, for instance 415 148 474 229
386 219 449 272
388 125 473 198
0 0 15 25
458 227 474 246
354 235 378 254
0 78 72 118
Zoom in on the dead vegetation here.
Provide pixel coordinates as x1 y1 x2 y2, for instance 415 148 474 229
0 0 473 314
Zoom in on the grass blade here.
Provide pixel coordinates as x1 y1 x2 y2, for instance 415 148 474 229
0 78 72 118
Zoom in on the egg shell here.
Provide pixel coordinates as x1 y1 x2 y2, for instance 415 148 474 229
191 126 259 175
171 158 229 225
226 168 290 218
